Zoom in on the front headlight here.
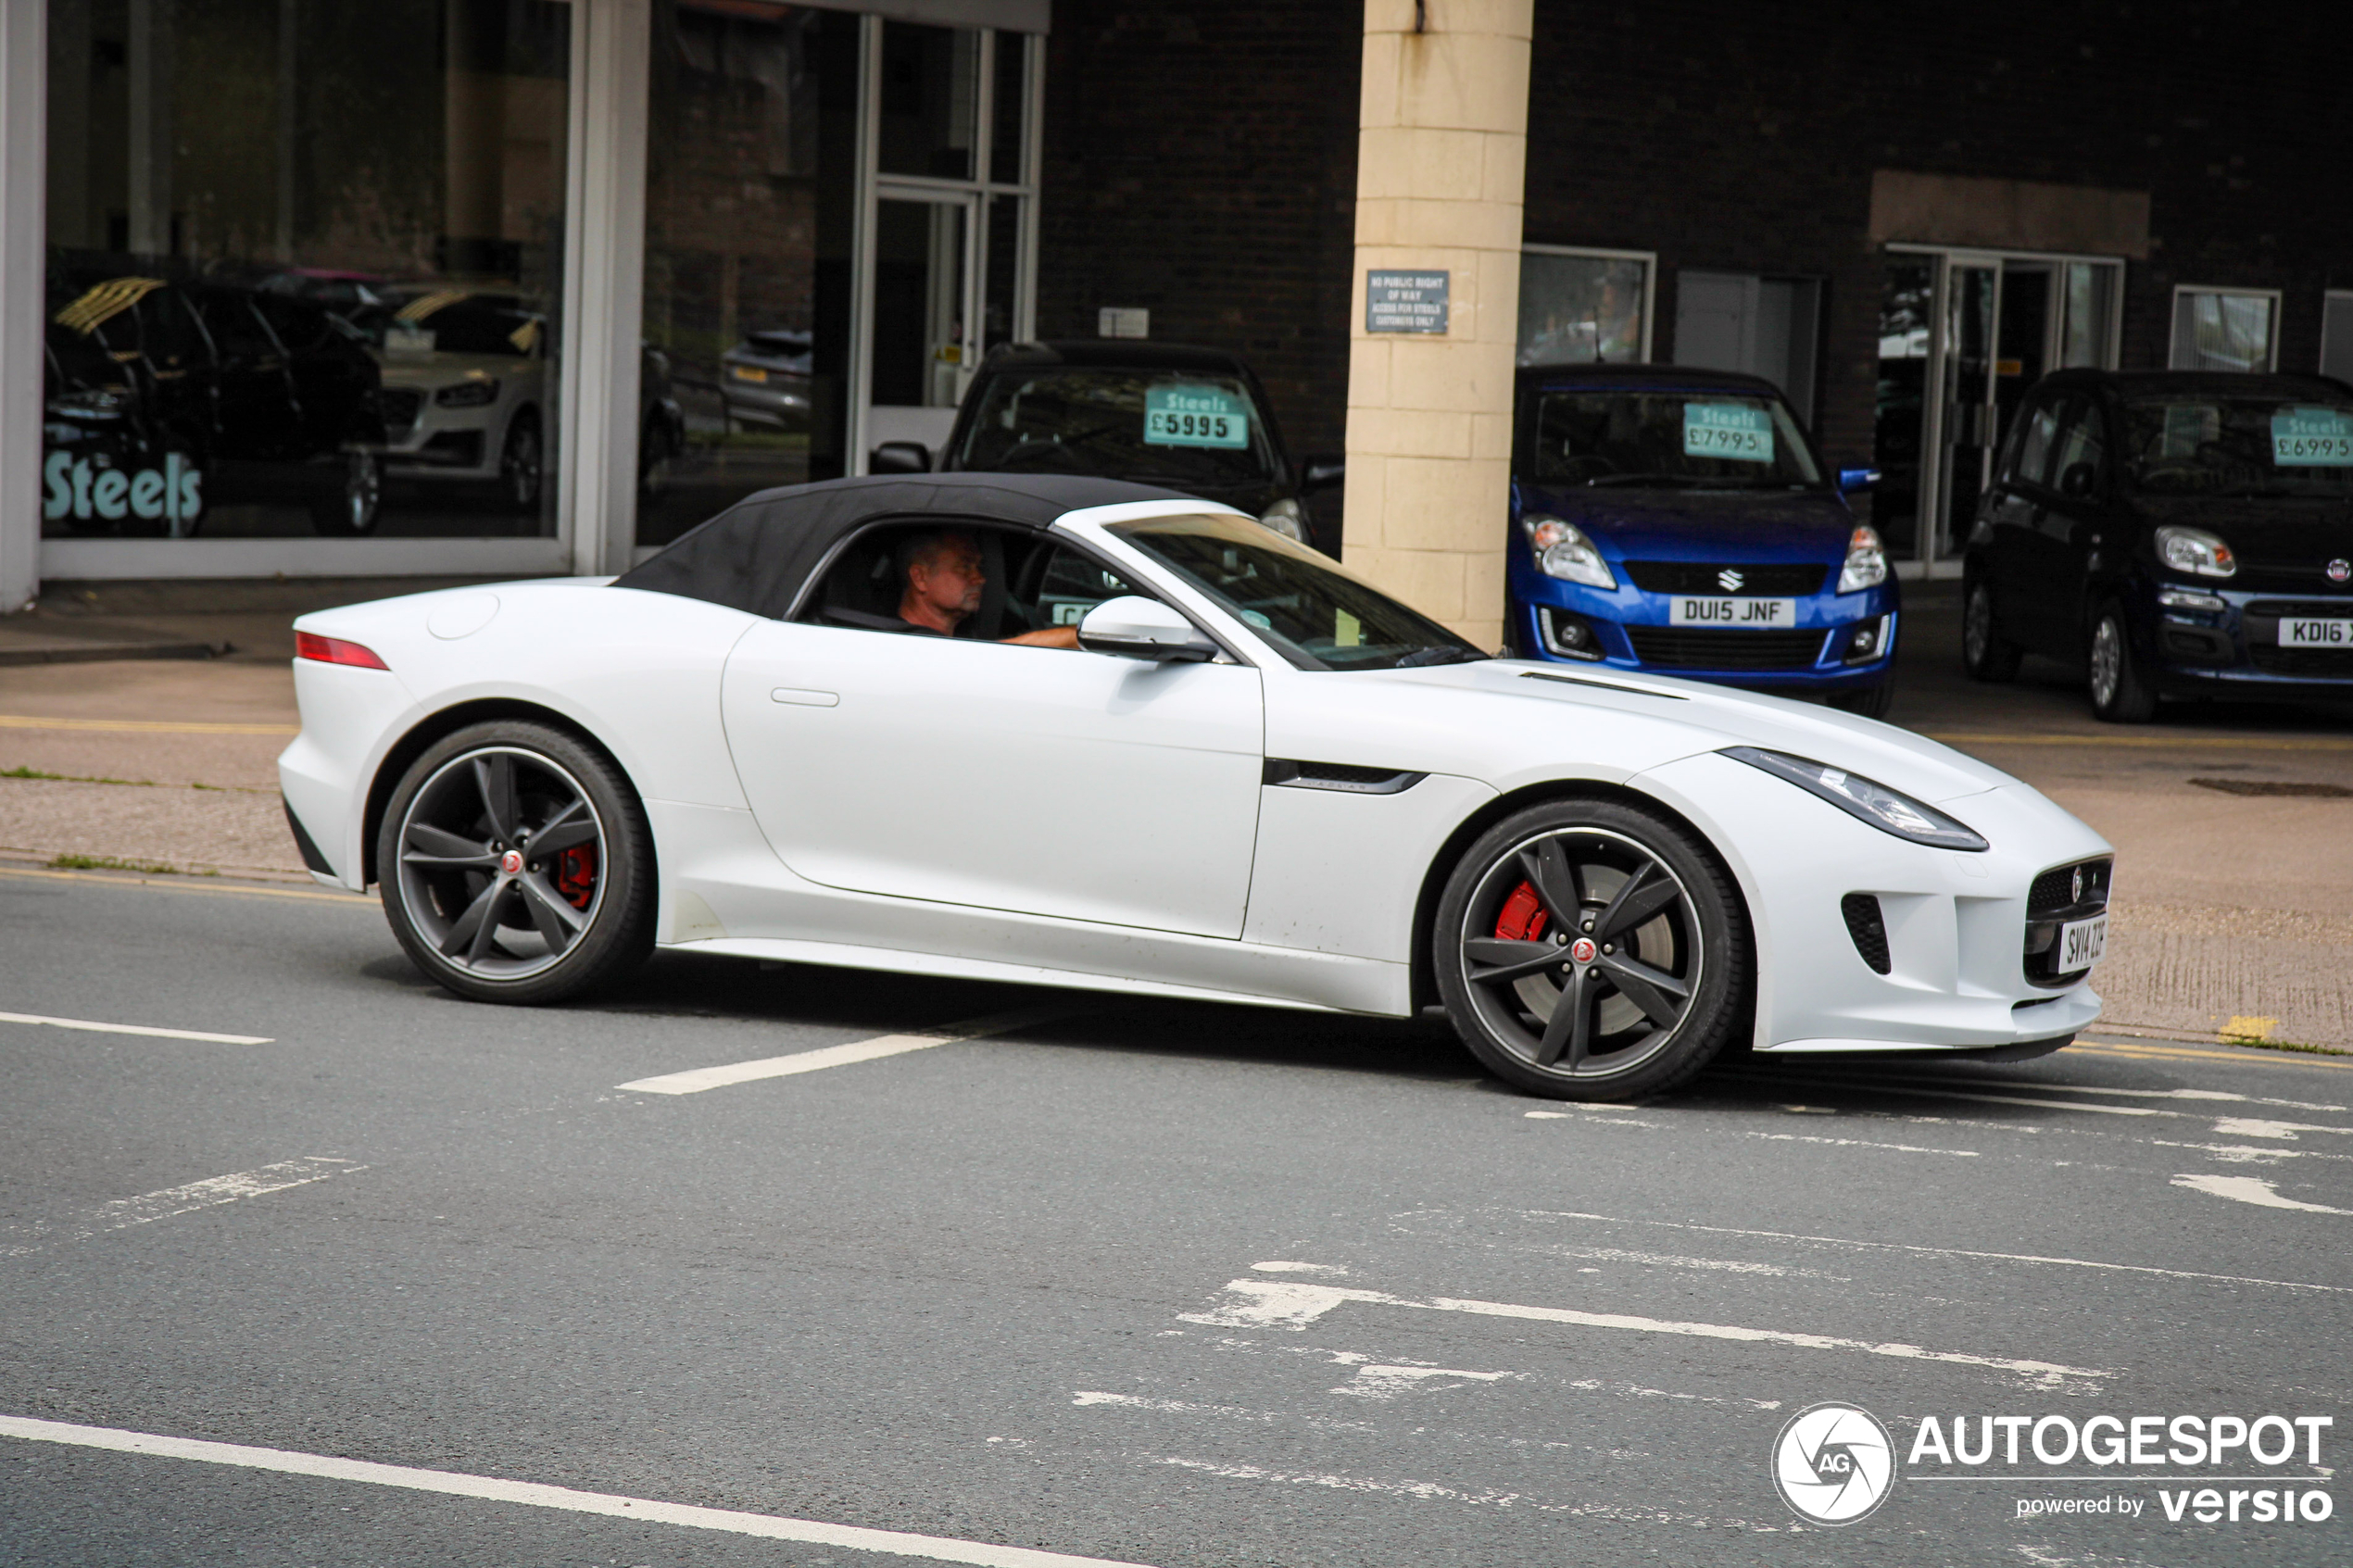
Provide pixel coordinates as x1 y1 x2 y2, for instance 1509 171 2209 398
1524 514 1617 589
1723 746 1989 851
434 378 500 408
1258 497 1307 543
1837 525 1888 593
2154 524 2236 579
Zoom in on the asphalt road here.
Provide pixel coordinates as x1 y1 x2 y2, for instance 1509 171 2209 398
3 861 2347 1568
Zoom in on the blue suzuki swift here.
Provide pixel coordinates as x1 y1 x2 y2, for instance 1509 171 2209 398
1508 365 1898 716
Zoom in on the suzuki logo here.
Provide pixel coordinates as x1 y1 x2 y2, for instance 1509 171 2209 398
1717 568 1744 592
2329 558 2350 583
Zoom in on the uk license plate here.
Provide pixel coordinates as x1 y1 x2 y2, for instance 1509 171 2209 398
2057 913 2108 974
1669 596 1796 629
2280 619 2353 647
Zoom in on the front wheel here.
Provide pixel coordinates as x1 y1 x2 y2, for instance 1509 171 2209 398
500 411 544 512
308 450 383 536
2087 602 2157 723
1433 797 1751 1100
1961 579 2021 682
376 721 654 1004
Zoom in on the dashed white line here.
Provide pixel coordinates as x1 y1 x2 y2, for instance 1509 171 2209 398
2171 1174 2353 1215
0 1415 1156 1568
0 1158 362 1260
0 1010 274 1045
1178 1279 2108 1385
1743 1132 1980 1156
616 1007 1074 1095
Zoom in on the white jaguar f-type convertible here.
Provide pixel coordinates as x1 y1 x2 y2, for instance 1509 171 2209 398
279 474 2112 1099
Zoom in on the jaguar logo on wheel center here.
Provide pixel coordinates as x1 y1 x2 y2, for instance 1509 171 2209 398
1773 1402 1897 1524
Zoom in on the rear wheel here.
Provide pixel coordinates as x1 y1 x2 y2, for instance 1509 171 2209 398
1433 797 1750 1100
2087 601 2157 723
1961 578 2021 682
376 721 654 1004
308 450 383 536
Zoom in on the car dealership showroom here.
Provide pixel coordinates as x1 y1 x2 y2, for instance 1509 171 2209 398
3 5 2351 1566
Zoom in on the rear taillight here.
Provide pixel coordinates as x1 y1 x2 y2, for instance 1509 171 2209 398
296 631 390 670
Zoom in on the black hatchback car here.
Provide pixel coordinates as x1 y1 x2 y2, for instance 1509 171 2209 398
1962 368 2353 721
875 341 1343 554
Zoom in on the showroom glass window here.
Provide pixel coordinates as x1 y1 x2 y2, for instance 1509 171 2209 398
41 1 573 543
1517 249 1654 367
2170 288 2280 372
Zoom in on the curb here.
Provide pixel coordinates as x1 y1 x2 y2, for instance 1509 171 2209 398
0 639 227 668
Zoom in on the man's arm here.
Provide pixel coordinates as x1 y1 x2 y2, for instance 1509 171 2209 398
1000 624 1080 649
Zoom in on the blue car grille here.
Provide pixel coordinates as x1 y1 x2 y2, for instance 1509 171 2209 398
1624 626 1825 670
1622 561 1831 596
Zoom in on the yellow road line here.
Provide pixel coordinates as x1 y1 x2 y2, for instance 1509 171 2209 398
0 864 367 905
1925 731 2353 752
2067 1039 2353 1073
0 715 298 736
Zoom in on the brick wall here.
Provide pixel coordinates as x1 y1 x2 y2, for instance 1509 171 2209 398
1034 3 1363 462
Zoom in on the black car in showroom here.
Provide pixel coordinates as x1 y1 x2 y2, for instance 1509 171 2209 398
1962 368 2353 721
872 341 1343 554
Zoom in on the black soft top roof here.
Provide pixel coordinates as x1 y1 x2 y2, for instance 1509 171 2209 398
611 473 1190 620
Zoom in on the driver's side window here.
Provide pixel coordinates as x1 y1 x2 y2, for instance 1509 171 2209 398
1023 545 1139 630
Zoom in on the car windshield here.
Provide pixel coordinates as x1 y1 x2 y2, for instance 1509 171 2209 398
2118 395 2353 497
1528 390 1823 489
953 369 1279 489
351 291 543 358
1109 512 1486 671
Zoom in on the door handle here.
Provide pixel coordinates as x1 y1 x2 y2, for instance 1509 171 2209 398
770 687 839 707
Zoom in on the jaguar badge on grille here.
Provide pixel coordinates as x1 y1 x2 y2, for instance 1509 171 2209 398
2071 866 2084 903
1718 569 1744 592
2329 558 2351 583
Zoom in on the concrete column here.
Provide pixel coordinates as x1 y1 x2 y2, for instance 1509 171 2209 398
1343 0 1530 650
1 0 47 612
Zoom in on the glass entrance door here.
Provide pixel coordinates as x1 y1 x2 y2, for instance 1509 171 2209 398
1932 258 1999 564
865 192 978 460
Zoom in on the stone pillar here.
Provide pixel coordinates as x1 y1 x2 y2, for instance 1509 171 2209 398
1343 0 1530 650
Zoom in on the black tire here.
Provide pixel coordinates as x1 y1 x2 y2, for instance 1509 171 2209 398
1961 578 2021 682
2087 600 2158 723
376 721 654 1004
500 410 544 512
1828 679 1894 720
308 450 383 536
1432 797 1751 1101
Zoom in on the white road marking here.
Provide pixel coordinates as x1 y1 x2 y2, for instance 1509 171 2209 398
1141 1452 1768 1529
0 1010 273 1045
0 1415 1155 1568
1250 1261 1350 1275
1179 1279 2108 1385
1521 1110 1663 1126
1566 1379 1781 1411
2153 1139 2353 1164
2171 1174 2353 1215
0 1158 361 1259
1497 1209 2353 1295
1744 1131 1980 1156
616 1007 1074 1094
1332 1364 1515 1400
2210 1116 2353 1141
1831 1084 2175 1117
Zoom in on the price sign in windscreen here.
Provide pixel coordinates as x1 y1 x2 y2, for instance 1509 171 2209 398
1146 384 1252 449
1683 402 1775 462
2271 407 2353 466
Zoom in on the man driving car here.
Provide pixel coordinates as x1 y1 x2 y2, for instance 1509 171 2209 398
894 529 1079 647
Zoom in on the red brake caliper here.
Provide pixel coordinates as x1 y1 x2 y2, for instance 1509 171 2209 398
556 844 598 909
1495 880 1549 943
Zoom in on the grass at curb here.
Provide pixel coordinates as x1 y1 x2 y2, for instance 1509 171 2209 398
47 853 219 877
1 765 266 792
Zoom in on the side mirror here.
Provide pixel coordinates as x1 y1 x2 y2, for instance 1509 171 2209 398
2059 461 2098 499
870 441 931 474
1300 453 1345 491
1076 596 1219 662
1837 466 1881 495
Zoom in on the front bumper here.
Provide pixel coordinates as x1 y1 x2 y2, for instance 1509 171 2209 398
2137 581 2353 696
1510 568 1898 692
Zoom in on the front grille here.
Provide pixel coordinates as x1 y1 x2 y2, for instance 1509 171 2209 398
1624 626 1826 670
1841 893 1891 974
1623 561 1831 596
377 387 424 429
2024 856 2111 987
2249 645 2353 676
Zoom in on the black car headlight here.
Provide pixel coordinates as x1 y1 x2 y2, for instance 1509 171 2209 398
434 378 500 408
1723 746 1989 851
2154 524 2236 579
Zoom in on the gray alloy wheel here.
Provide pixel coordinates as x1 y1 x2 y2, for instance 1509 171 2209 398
500 412 543 511
2087 603 2157 722
308 450 383 536
377 721 653 1004
1434 798 1749 1100
1961 579 2021 682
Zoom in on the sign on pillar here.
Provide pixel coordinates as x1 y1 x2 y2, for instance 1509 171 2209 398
1366 270 1451 334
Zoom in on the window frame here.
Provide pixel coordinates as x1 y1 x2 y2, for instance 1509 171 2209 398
2168 284 2284 373
1518 244 1658 365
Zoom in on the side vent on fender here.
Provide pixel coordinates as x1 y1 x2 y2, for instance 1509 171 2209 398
1263 759 1426 795
1841 893 1892 974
